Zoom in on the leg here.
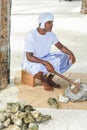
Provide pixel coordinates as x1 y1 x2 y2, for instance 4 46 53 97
34 72 53 91
47 74 61 89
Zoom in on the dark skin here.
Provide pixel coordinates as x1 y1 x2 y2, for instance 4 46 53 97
26 21 76 91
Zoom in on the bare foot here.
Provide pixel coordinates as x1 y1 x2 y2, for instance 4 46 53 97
41 76 54 91
48 79 61 89
47 74 61 89
42 81 54 91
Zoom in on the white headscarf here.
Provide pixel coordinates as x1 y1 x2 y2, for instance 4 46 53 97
38 12 54 28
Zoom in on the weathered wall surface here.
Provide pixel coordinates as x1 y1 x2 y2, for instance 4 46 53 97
0 0 11 89
81 0 87 14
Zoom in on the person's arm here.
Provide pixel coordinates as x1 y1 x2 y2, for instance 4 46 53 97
26 52 55 73
55 41 76 64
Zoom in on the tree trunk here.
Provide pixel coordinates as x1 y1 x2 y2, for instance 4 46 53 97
80 0 87 14
0 0 11 89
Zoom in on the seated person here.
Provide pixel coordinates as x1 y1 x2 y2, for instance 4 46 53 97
21 12 76 91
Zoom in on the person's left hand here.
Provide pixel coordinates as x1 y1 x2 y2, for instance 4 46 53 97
71 82 80 94
69 52 76 64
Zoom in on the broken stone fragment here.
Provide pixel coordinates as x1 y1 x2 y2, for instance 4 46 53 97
24 105 35 112
0 101 52 130
21 123 27 130
2 125 21 130
0 112 6 122
31 110 51 123
12 117 22 127
3 111 12 118
31 110 43 122
40 115 51 122
23 111 35 124
28 122 39 130
7 103 20 113
3 118 11 127
16 111 26 119
47 97 59 109
0 122 4 129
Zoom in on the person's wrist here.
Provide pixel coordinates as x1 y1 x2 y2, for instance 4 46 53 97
68 50 73 55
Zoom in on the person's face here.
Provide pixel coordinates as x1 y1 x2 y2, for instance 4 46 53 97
44 21 53 32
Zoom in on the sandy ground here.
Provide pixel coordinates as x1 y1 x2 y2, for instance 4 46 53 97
14 70 87 109
10 0 87 82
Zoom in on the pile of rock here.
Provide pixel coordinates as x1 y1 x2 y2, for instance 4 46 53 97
0 102 51 130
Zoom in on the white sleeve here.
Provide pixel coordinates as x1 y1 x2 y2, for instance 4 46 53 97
24 33 34 53
52 32 59 45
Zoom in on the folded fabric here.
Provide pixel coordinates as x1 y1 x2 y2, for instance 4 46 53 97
58 95 69 103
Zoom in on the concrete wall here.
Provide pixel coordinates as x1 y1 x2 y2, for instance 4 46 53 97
0 0 11 89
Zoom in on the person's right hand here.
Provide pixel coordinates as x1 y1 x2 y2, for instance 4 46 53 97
69 52 76 64
45 61 55 73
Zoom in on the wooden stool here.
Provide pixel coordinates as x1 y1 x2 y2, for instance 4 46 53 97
21 70 35 87
21 70 42 87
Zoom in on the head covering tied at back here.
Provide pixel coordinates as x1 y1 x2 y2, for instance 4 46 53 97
38 12 54 28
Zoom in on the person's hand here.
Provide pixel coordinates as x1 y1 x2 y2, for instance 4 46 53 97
69 52 76 64
71 82 80 94
45 61 55 73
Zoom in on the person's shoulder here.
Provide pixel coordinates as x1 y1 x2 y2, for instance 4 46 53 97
25 29 37 38
51 31 56 35
27 29 36 36
47 31 55 34
47 31 56 36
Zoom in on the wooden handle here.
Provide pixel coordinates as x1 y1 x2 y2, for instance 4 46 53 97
55 71 74 84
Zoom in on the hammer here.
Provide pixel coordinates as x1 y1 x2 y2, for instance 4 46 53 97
54 71 80 94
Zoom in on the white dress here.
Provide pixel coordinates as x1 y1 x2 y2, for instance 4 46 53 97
21 28 72 75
